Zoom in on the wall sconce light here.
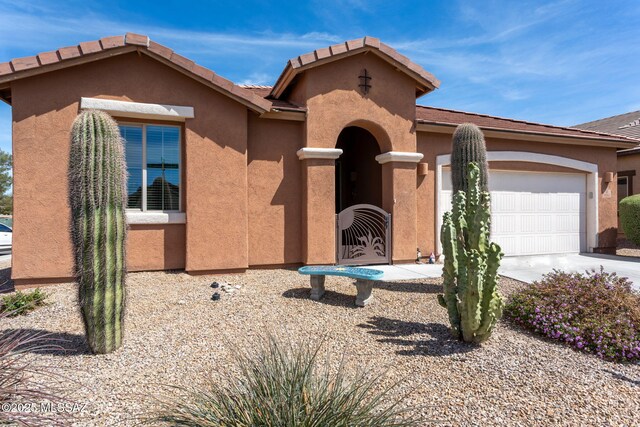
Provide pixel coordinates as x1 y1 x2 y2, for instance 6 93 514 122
417 162 429 176
603 172 613 183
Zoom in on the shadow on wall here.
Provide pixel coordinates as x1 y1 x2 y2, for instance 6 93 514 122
596 227 618 254
248 117 303 264
0 329 90 356
358 316 475 357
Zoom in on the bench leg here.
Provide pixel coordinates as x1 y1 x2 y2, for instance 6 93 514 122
310 275 326 301
355 279 374 307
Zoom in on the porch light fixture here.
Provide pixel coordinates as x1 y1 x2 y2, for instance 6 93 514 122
417 162 429 176
603 172 613 183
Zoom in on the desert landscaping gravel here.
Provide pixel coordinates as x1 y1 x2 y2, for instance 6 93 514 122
1 265 639 426
617 238 640 258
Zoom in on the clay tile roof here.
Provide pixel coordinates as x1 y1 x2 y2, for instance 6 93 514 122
0 33 271 113
416 105 639 144
239 85 306 111
270 36 440 99
574 110 640 140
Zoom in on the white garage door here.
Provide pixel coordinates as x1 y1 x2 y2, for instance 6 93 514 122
440 170 587 256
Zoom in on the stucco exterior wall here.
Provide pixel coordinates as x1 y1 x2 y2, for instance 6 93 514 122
11 52 250 283
128 224 186 271
247 114 303 266
417 131 620 255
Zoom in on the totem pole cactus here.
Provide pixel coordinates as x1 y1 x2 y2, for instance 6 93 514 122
451 122 489 193
69 110 127 354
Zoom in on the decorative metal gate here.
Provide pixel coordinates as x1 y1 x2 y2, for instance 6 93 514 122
336 204 391 265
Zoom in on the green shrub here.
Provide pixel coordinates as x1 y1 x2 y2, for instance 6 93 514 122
152 336 420 426
620 194 640 245
0 288 47 316
504 268 640 362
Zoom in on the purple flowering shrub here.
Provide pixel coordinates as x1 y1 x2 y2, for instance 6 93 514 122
504 268 640 362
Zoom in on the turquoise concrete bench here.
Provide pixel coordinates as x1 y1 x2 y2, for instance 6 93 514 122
298 266 384 307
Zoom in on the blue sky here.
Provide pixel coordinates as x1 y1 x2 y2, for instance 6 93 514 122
1 0 639 154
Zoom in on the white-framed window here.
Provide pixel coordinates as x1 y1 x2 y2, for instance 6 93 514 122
119 123 181 212
617 176 629 204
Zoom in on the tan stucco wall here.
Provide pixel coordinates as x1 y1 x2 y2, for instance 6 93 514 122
618 153 640 196
128 224 186 271
417 132 620 255
292 53 420 263
11 52 250 282
247 114 303 266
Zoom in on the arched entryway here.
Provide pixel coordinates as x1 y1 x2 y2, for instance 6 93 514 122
335 126 390 265
335 126 382 212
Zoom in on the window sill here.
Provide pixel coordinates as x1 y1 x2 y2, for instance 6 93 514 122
126 212 186 225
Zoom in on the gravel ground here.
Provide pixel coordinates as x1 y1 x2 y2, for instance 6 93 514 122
617 237 640 258
1 267 639 426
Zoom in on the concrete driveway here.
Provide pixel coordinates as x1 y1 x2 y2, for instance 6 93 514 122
362 253 640 291
499 253 640 290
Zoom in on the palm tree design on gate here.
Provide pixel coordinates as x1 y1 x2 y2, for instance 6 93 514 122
337 204 390 265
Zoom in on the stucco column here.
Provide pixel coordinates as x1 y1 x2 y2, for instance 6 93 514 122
298 148 343 265
377 152 423 264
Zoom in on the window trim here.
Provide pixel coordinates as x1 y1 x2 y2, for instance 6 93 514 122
618 175 629 201
120 122 183 214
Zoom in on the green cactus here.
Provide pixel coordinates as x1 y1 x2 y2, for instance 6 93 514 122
68 110 127 354
451 123 488 194
438 163 504 343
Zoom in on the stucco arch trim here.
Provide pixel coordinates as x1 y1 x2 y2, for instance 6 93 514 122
435 151 599 253
339 119 394 153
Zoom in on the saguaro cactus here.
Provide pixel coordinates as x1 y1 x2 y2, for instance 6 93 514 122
438 163 504 343
69 110 127 354
451 123 489 193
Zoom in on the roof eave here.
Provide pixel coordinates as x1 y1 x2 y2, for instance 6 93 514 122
416 121 639 149
0 33 272 115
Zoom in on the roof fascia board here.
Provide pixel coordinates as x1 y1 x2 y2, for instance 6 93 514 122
416 122 639 149
259 110 306 121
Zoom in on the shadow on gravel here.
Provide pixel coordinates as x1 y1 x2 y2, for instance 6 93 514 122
359 316 476 356
374 281 442 294
282 288 357 308
0 329 90 356
602 369 640 386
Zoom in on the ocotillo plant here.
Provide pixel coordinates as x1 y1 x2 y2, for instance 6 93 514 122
451 123 488 193
438 163 504 343
68 110 127 354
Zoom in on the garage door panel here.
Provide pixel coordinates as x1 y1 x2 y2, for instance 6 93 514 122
440 170 586 256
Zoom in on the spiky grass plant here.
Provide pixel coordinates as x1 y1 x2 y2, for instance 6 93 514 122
0 313 69 426
69 110 127 354
151 335 421 427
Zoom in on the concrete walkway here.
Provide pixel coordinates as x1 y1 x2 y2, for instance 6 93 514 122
361 253 640 290
499 253 640 290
